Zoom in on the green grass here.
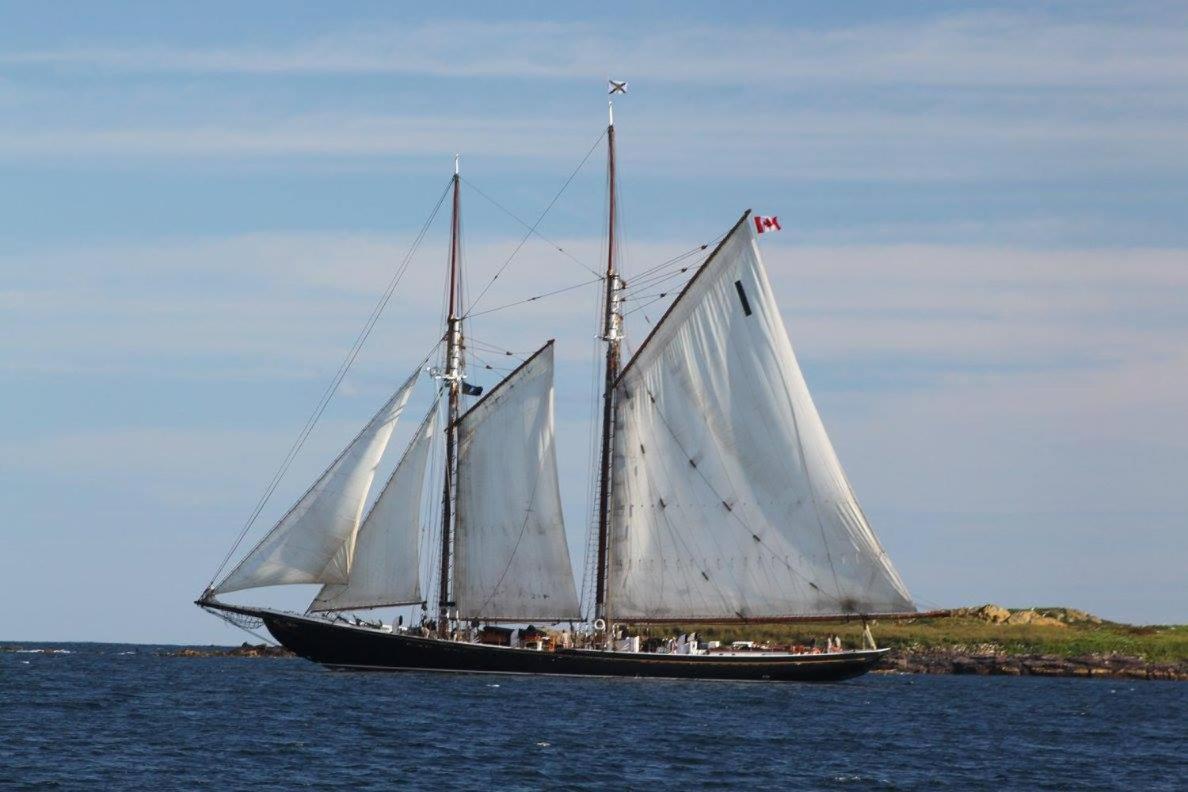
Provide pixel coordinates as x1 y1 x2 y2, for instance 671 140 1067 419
629 611 1188 664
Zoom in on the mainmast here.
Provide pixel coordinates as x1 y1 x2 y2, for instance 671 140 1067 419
594 99 624 626
438 155 463 635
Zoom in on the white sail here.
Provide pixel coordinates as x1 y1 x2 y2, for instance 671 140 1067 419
453 341 581 621
213 372 418 595
308 399 438 612
606 215 914 620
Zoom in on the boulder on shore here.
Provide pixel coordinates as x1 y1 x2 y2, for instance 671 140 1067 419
1005 609 1066 628
960 604 1011 623
955 604 1074 628
1036 607 1105 625
161 642 295 658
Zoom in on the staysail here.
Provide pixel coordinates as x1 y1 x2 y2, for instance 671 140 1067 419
452 341 581 621
307 399 438 612
605 213 914 621
212 371 418 595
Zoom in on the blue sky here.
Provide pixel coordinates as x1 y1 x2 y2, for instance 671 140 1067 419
2 1 1186 643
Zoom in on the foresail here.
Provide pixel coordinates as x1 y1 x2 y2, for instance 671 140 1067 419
213 371 418 595
453 341 581 621
308 398 438 612
606 213 914 621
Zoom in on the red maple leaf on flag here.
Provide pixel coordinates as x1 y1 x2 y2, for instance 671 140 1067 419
754 215 781 234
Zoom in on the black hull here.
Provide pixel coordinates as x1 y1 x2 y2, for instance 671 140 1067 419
242 609 885 682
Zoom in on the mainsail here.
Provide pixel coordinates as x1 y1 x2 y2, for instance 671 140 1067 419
605 214 914 621
212 371 418 595
452 341 581 621
308 399 439 612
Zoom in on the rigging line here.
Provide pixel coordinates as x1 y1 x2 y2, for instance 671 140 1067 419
622 295 669 317
627 247 706 285
465 275 603 318
621 282 690 302
467 351 516 373
626 233 724 283
461 131 607 315
470 351 523 366
625 238 723 290
466 339 527 359
579 281 607 620
465 335 517 349
466 337 516 350
617 252 716 312
204 607 280 647
204 179 453 591
465 337 517 353
626 261 703 291
624 268 691 294
641 387 850 610
462 177 602 280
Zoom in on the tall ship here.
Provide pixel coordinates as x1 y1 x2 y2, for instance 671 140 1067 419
198 88 932 681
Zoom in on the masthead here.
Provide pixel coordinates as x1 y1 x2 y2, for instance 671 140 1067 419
608 79 628 126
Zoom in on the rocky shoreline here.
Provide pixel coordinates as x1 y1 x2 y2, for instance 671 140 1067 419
161 642 295 658
875 648 1186 681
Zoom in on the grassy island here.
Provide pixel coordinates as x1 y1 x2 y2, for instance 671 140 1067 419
647 605 1188 666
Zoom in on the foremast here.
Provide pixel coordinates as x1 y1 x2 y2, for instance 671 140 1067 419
594 100 623 628
438 155 464 635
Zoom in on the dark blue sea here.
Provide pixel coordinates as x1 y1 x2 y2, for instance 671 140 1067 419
2 642 1184 790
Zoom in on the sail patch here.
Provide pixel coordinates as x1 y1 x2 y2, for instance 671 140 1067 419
734 280 753 316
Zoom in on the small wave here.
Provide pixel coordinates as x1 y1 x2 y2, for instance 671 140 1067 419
16 648 72 654
535 741 550 748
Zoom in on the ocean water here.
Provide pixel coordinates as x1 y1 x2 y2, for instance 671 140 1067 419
2 643 1184 791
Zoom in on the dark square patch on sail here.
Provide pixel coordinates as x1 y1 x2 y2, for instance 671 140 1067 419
734 280 753 316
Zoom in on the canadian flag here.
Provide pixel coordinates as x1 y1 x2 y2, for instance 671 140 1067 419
754 215 781 234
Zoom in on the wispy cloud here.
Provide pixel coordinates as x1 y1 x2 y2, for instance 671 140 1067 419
3 10 1185 185
8 231 1185 393
1 107 1184 183
5 12 1188 87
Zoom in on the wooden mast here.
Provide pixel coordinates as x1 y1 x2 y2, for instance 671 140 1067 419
438 155 463 636
594 100 622 627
